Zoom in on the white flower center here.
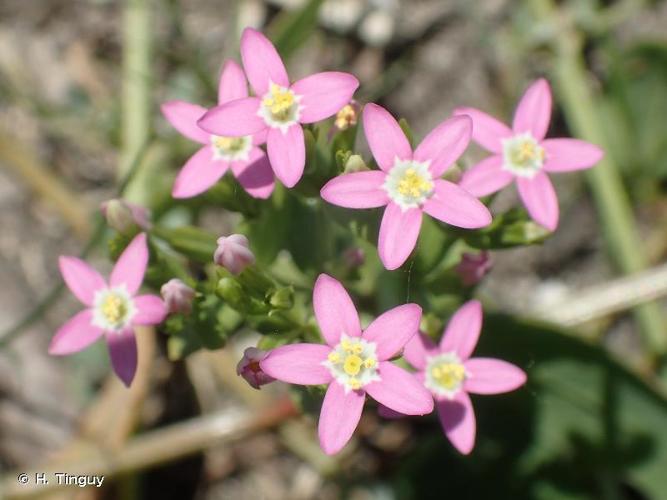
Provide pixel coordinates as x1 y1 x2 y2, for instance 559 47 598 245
92 286 136 331
383 159 435 210
211 135 252 162
322 335 380 393
258 83 301 131
424 352 467 399
502 133 545 178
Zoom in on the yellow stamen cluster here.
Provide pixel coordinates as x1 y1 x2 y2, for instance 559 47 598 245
262 84 295 120
101 294 127 326
430 362 466 391
397 168 434 198
334 104 357 130
511 140 545 167
327 337 378 391
213 136 246 154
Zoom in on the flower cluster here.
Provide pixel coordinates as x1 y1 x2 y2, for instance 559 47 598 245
50 27 603 456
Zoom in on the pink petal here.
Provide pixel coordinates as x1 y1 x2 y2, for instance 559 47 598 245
320 171 389 209
59 256 106 306
160 101 210 144
365 362 434 415
512 78 552 140
218 59 248 104
403 332 437 370
414 115 472 178
423 180 492 229
267 125 305 188
132 294 167 325
464 358 526 394
378 203 422 270
291 72 359 124
172 146 229 199
318 382 365 455
259 343 333 385
542 139 604 172
363 304 422 360
106 328 138 387
49 309 103 355
377 404 405 419
437 391 476 455
197 98 265 137
252 128 269 146
516 172 559 231
459 155 513 197
110 232 148 295
313 274 361 345
362 103 412 172
231 147 275 199
439 300 483 359
240 28 289 96
454 107 512 153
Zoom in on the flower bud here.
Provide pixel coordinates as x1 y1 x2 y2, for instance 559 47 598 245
343 247 365 268
100 199 151 234
343 154 369 173
455 251 493 286
237 347 274 389
160 278 195 315
268 286 294 310
213 234 255 275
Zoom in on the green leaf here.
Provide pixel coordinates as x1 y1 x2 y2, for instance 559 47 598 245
152 225 218 263
268 0 325 60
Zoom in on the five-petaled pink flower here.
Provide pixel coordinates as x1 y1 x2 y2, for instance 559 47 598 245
162 59 275 199
50 233 167 387
455 79 604 231
321 104 492 270
198 28 359 188
260 274 433 455
399 300 526 454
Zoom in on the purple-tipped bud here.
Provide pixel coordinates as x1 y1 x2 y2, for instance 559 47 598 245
160 278 195 314
100 199 151 234
455 251 493 286
237 347 274 389
214 234 255 275
343 247 365 268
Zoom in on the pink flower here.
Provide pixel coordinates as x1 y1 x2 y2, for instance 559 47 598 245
455 79 604 231
321 104 492 270
401 300 526 454
160 278 195 314
214 234 255 275
237 347 274 389
50 233 167 387
161 59 275 199
260 274 433 455
455 251 493 286
198 28 359 188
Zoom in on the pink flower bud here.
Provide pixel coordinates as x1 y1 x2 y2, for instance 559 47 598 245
160 278 195 314
100 199 151 233
343 247 365 268
237 347 274 389
214 234 255 275
455 251 493 286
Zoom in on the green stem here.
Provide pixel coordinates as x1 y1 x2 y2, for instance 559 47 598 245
528 0 665 355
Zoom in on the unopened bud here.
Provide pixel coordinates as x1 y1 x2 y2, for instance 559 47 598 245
100 199 150 234
269 286 294 310
214 234 255 275
343 247 365 268
237 347 274 389
455 251 493 286
160 278 195 314
344 154 369 173
333 101 359 131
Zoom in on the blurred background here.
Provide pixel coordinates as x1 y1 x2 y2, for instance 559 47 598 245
1 0 667 498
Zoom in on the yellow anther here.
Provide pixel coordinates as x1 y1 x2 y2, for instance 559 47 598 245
397 169 433 198
262 84 295 119
328 352 341 363
431 362 466 390
341 339 352 351
363 358 376 369
101 294 126 325
510 139 545 168
348 378 361 390
343 354 363 376
352 344 363 354
214 136 245 154
334 104 357 130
